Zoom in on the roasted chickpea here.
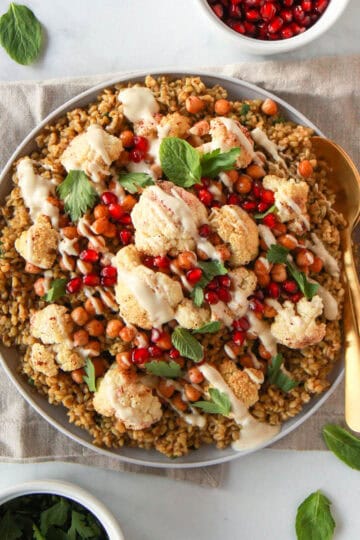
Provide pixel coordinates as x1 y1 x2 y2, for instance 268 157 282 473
85 340 101 357
103 223 117 238
92 358 107 377
158 380 175 399
271 263 287 282
216 244 231 261
119 326 136 342
258 343 272 360
278 234 298 250
257 273 271 287
272 222 287 237
296 249 314 267
25 262 41 274
263 305 277 318
185 96 205 114
188 366 204 384
116 351 132 369
84 297 104 316
246 164 266 180
122 195 137 212
261 98 278 116
71 307 89 326
214 99 231 115
92 217 110 235
120 130 135 148
71 368 85 384
171 394 188 412
177 251 196 270
235 174 253 194
73 329 89 347
156 332 172 350
62 226 78 239
106 319 124 338
33 278 46 297
226 169 239 183
134 331 150 348
298 159 313 178
238 354 254 369
184 384 202 402
93 204 109 219
309 256 324 273
85 319 105 337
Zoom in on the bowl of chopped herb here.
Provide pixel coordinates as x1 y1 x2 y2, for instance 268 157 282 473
0 479 124 539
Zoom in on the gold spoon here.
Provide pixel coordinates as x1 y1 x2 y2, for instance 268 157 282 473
311 136 360 432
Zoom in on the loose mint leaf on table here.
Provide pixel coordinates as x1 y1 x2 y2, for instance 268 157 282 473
83 358 97 392
145 360 182 379
57 170 97 222
267 353 298 393
40 498 69 536
0 511 22 540
193 388 231 416
43 278 67 302
159 137 201 187
117 172 154 193
0 3 43 65
200 148 240 178
295 490 335 540
323 424 360 470
171 327 203 363
193 321 221 334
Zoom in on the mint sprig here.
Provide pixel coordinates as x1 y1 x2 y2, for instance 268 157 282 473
191 260 228 307
43 278 67 302
117 172 154 193
200 148 240 178
193 321 221 334
171 327 203 363
193 388 231 416
146 360 182 379
160 137 201 187
295 490 335 540
267 353 298 393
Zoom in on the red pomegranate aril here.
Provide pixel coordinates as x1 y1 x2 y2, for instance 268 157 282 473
260 2 277 21
151 328 161 343
206 278 218 291
129 149 144 163
290 22 302 34
66 277 83 294
186 267 203 285
314 0 328 14
198 188 213 207
132 348 150 365
293 5 305 21
205 291 219 305
148 345 162 358
199 224 211 238
283 0 294 5
119 229 132 245
282 279 298 293
201 177 210 187
169 348 180 359
244 21 256 35
261 189 275 204
229 4 242 17
108 203 125 221
291 292 303 303
242 200 257 212
227 193 241 205
252 182 263 199
101 275 117 287
133 135 149 153
212 3 224 18
250 297 264 313
154 256 171 270
100 191 118 205
233 316 250 331
230 21 246 34
262 213 277 228
143 256 155 268
83 273 100 287
101 265 117 278
301 0 312 11
257 21 269 38
281 25 294 38
211 201 221 209
254 289 264 301
218 287 232 303
233 330 246 346
246 8 261 21
280 8 293 22
268 16 283 33
302 15 311 26
118 213 132 225
257 201 271 213
218 275 231 288
268 282 280 299
80 249 99 263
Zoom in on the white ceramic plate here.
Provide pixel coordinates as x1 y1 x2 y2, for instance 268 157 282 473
0 70 344 468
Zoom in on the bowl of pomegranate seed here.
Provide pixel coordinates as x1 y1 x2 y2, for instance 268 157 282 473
199 0 350 54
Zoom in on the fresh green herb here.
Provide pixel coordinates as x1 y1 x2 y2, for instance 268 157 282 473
68 510 100 540
57 170 97 223
28 377 34 386
171 327 203 363
43 278 67 302
191 260 228 307
193 388 231 416
145 360 182 379
267 353 298 393
295 490 335 540
200 148 240 178
193 321 221 334
323 424 360 470
40 498 69 535
117 172 154 193
0 3 43 65
192 286 204 308
254 204 277 219
160 137 201 187
240 103 250 116
272 115 286 125
33 523 45 540
0 511 22 540
266 243 289 264
83 358 97 392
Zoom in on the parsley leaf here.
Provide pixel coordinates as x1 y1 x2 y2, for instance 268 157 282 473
32 524 45 540
322 424 360 470
266 244 289 264
83 358 97 392
68 510 98 540
0 511 22 540
254 204 277 219
267 354 298 392
192 286 204 308
160 137 201 187
200 148 240 178
40 498 69 535
193 388 231 416
171 327 203 363
193 321 221 334
117 172 154 193
43 278 67 302
146 360 182 378
57 170 97 222
295 490 335 540
240 103 250 116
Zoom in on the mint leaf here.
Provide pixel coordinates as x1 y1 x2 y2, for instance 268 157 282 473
193 388 231 415
43 278 67 302
57 170 97 222
32 524 45 540
295 490 335 540
160 137 201 187
254 204 277 219
0 3 43 65
266 244 289 264
68 510 96 540
117 172 154 193
171 327 203 363
83 358 97 392
323 424 360 470
197 260 228 284
145 360 182 378
191 286 204 308
267 353 298 392
193 321 221 334
287 263 319 300
200 148 240 178
240 103 250 116
40 498 69 535
0 511 22 540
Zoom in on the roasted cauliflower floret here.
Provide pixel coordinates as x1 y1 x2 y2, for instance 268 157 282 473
159 112 190 139
175 298 211 330
210 205 259 267
131 182 208 256
54 343 85 371
93 365 163 430
15 215 59 269
217 359 264 408
114 245 183 329
271 295 326 349
30 305 73 344
30 343 59 377
61 124 122 182
262 175 309 234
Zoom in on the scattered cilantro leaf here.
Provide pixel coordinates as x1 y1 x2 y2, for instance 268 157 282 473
57 170 97 222
267 353 298 393
287 263 319 300
0 3 43 65
43 278 67 302
83 358 97 392
240 103 250 116
146 360 182 379
68 510 97 540
191 286 204 308
0 511 22 540
117 172 154 193
40 498 69 535
193 321 221 334
160 137 201 187
32 524 45 540
323 424 360 470
200 148 240 178
193 388 231 416
254 204 277 219
295 490 335 540
171 327 203 363
266 244 289 264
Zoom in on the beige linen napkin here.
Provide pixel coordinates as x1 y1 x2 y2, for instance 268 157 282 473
0 54 358 487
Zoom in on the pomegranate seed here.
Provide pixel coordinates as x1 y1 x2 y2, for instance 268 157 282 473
129 149 144 163
282 279 298 293
261 189 275 204
229 4 242 17
314 0 328 14
198 188 213 207
293 5 305 21
281 25 294 38
268 282 280 299
169 348 180 359
268 16 283 33
118 213 132 225
101 265 117 278
230 21 246 34
257 20 269 38
119 229 132 245
291 292 303 303
66 277 83 294
133 136 149 153
151 329 161 342
100 192 118 205
252 182 263 199
201 177 210 187
218 275 231 288
83 273 100 287
143 256 155 268
241 200 257 212
101 276 117 287
108 203 125 221
283 0 294 5
132 348 150 364
204 291 219 305
206 278 219 291
254 289 264 301
211 201 221 209
232 317 250 331
246 8 260 21
290 22 302 34
227 194 241 205
154 256 171 270
301 0 312 11
280 8 293 23
80 249 99 263
212 3 224 18
262 213 277 228
233 331 246 346
186 268 203 285
218 287 232 303
260 2 277 21
148 345 162 358
249 297 264 313
244 21 256 35
199 224 211 238
302 15 311 26
257 201 271 213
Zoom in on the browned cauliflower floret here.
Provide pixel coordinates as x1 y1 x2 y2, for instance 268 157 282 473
210 205 259 267
114 245 183 329
93 365 163 430
271 295 326 349
175 298 211 329
118 86 160 138
54 343 85 371
159 112 190 138
131 182 208 256
217 359 264 408
262 175 309 234
30 305 73 344
15 215 59 269
30 343 59 377
61 124 122 182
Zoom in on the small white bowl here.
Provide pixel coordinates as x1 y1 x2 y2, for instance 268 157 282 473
198 0 350 54
0 479 125 539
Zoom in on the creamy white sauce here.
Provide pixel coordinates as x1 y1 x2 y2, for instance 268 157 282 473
309 280 338 320
58 235 79 271
219 117 262 166
307 233 340 278
258 224 277 248
210 301 233 327
87 124 111 165
224 344 237 360
77 217 107 252
247 311 277 356
251 127 287 169
244 368 264 385
258 256 271 273
118 87 159 123
265 298 282 312
96 287 118 312
219 171 233 192
127 160 155 179
287 198 310 230
208 184 222 198
249 350 262 369
228 288 249 318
